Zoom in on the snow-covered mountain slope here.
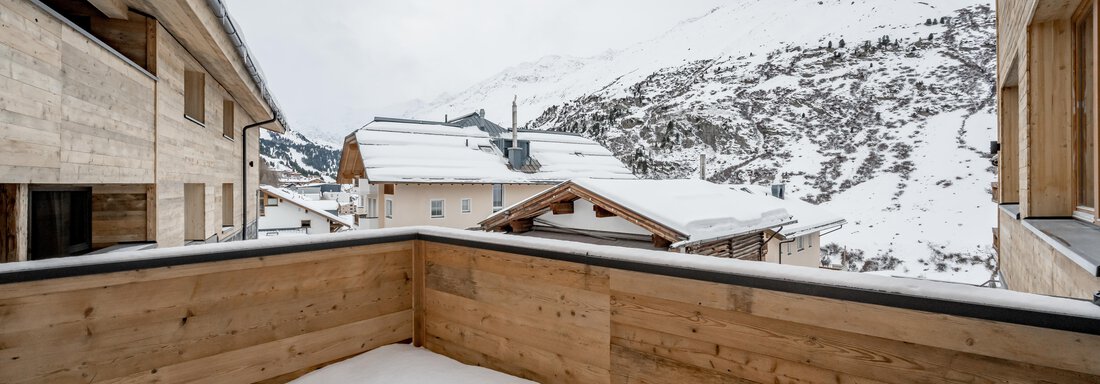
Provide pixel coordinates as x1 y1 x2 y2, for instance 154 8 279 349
407 0 998 284
261 129 341 182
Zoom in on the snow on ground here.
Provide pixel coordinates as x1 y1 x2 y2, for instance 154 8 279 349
818 110 997 284
290 344 534 384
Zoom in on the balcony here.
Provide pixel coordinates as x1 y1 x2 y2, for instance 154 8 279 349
0 227 1097 383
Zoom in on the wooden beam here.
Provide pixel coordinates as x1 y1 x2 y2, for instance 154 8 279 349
88 0 129 19
551 201 574 215
651 234 672 249
509 219 533 234
383 184 395 195
413 240 426 347
0 184 28 263
593 205 616 218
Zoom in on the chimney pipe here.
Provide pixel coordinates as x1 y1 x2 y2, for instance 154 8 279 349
699 154 706 180
511 95 518 148
444 114 448 123
479 108 485 117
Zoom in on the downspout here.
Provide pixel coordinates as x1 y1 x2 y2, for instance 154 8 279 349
761 225 783 263
243 118 276 238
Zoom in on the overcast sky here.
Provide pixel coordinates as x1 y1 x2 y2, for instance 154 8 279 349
224 0 724 139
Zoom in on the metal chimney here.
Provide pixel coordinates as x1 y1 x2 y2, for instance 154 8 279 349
771 184 786 200
699 154 706 180
479 108 485 117
511 95 518 148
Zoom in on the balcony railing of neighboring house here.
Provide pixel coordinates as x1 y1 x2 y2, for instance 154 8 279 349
0 227 1097 383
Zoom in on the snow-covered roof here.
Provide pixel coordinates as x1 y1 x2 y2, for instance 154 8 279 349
353 119 634 183
572 179 794 246
260 185 354 228
730 184 846 238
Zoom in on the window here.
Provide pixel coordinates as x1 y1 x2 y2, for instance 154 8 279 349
1075 6 1098 219
385 199 393 219
301 220 311 228
28 188 91 260
184 183 205 241
797 235 805 251
184 70 205 124
222 183 234 226
492 184 504 212
266 197 278 206
222 100 234 139
461 198 472 213
430 199 445 218
368 197 378 217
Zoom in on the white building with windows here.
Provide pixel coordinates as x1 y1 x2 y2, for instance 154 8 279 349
258 186 354 237
336 114 635 230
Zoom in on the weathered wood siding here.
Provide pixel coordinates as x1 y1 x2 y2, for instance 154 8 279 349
0 0 155 184
90 184 149 247
0 241 414 383
420 242 1100 383
154 22 259 247
998 209 1100 298
420 241 613 383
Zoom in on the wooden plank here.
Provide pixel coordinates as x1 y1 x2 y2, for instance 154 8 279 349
424 242 610 293
423 301 610 384
610 269 1100 376
611 343 755 384
413 240 427 347
509 218 533 233
612 322 885 384
611 290 1097 383
551 201 574 214
99 310 413 384
88 0 129 20
424 288 609 369
594 204 616 218
0 184 28 263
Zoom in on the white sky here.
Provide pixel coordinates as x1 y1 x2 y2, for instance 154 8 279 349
224 0 724 140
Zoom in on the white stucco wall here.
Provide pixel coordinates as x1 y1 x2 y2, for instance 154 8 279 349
535 199 651 236
367 183 551 230
765 231 822 267
258 201 334 235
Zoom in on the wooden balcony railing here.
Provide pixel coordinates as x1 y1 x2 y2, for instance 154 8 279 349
0 227 1098 383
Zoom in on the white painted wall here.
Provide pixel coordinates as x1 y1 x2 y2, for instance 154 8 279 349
535 199 651 236
366 183 549 230
764 232 822 267
258 200 334 235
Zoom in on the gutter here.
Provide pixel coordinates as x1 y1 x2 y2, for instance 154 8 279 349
243 117 278 238
205 0 288 132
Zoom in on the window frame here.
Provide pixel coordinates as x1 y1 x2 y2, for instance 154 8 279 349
184 70 205 125
385 198 393 219
492 184 504 212
222 100 235 140
367 197 378 218
1073 1 1100 223
461 198 472 214
430 199 445 219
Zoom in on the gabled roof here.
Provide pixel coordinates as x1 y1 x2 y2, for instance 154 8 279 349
336 118 635 184
730 185 847 238
481 178 796 247
260 186 353 228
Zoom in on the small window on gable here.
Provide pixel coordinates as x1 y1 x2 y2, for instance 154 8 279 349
430 199 445 218
185 70 205 124
223 100 234 140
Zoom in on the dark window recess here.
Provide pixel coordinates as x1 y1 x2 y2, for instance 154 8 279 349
29 189 92 260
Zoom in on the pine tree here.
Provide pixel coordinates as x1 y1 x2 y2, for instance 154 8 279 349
828 41 833 49
838 39 846 48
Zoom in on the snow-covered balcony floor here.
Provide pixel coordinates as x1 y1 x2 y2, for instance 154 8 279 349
0 227 1097 383
291 344 533 384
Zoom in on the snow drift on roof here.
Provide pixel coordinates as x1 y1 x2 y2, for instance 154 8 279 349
571 178 794 243
355 120 634 183
730 184 846 238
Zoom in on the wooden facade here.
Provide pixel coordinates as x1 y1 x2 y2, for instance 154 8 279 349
996 0 1100 298
0 229 1097 383
0 0 286 261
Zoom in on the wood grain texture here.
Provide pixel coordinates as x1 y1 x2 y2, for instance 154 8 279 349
0 242 414 383
419 242 1100 383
